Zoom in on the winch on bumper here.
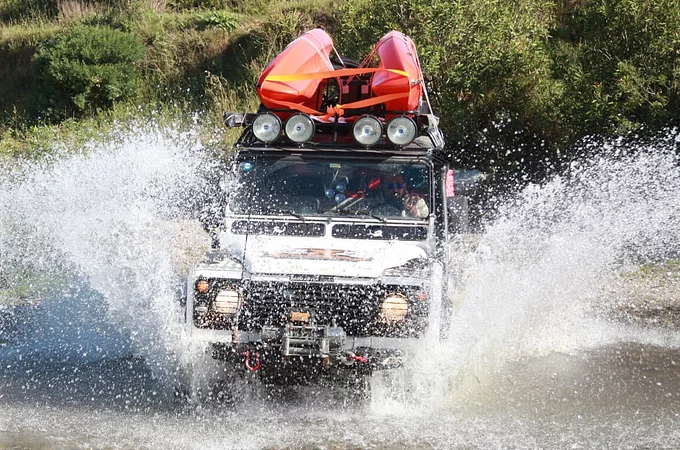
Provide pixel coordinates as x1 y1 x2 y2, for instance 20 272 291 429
210 321 406 379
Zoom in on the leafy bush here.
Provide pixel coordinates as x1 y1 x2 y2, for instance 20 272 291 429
192 9 239 31
337 0 558 170
33 25 144 119
337 0 680 175
550 0 680 136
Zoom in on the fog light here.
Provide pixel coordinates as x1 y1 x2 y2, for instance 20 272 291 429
252 112 281 143
386 116 417 146
285 113 315 143
379 293 408 323
353 116 382 146
213 289 241 315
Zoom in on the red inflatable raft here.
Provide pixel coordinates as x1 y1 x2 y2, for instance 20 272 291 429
256 28 335 113
371 31 423 113
256 29 424 120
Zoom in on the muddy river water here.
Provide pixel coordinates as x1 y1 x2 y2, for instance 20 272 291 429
2 127 680 448
1 339 679 448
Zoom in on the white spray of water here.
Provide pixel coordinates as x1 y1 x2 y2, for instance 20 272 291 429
415 135 680 405
0 123 222 383
2 123 679 412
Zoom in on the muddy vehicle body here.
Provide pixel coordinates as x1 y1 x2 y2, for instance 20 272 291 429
183 108 482 398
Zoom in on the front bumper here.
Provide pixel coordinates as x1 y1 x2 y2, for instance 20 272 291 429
189 326 420 353
190 324 416 374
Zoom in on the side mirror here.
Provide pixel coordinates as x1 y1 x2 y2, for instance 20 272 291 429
453 169 488 196
445 168 489 235
222 111 254 128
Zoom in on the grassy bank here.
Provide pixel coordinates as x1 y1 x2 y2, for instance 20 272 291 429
0 0 334 159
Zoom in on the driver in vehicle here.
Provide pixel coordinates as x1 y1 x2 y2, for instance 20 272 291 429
380 173 429 218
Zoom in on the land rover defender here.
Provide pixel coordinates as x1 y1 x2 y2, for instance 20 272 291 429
182 108 480 400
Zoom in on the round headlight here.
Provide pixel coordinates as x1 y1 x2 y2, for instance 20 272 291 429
285 113 315 143
386 116 417 147
213 289 241 316
353 116 383 147
379 293 408 323
252 113 282 143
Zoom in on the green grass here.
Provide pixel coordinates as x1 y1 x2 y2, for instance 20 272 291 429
0 0 326 160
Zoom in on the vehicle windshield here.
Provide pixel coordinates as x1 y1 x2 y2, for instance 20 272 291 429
228 154 431 220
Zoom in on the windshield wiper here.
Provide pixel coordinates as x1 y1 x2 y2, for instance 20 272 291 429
368 213 388 224
324 208 387 224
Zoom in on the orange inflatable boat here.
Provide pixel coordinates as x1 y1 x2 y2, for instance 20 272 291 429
371 31 424 113
256 29 335 113
256 29 424 120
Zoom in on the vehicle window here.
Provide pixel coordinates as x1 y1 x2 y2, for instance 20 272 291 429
228 156 431 220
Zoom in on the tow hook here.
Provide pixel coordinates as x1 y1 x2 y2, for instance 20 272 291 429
342 352 369 366
243 350 261 371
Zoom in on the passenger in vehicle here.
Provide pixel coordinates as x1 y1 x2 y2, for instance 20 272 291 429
380 173 429 218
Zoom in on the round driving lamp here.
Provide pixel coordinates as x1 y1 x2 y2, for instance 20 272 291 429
386 116 417 147
379 293 409 323
252 112 282 143
285 113 315 143
213 288 241 316
353 116 383 147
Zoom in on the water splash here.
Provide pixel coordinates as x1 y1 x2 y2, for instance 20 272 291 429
426 132 680 403
0 123 222 383
2 122 679 412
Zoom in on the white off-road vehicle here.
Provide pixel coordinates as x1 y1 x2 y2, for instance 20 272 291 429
182 107 484 401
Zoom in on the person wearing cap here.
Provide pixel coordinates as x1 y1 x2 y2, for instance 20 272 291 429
380 173 429 218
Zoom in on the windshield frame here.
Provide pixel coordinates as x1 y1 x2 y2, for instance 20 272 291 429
225 151 434 223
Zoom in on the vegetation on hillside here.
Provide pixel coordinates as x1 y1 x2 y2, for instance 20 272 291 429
0 0 678 177
338 0 680 174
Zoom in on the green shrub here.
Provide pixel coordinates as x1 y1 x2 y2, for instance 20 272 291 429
33 25 144 119
550 0 680 136
337 0 558 171
192 9 239 31
337 0 680 175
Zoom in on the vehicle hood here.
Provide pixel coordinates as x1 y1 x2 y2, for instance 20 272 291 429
240 235 428 278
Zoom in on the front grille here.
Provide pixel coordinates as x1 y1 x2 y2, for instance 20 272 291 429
194 279 429 337
231 220 325 237
332 224 428 240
